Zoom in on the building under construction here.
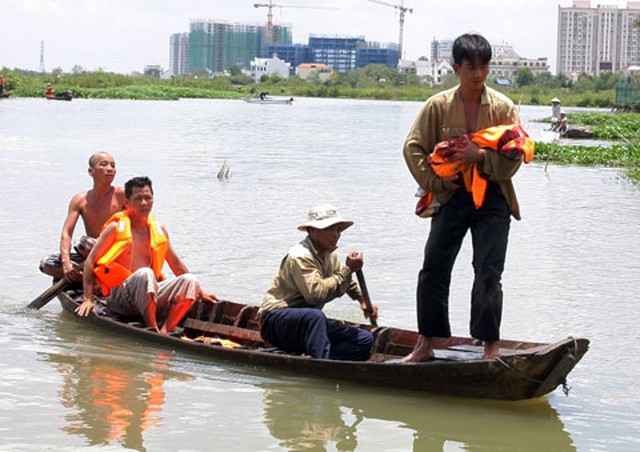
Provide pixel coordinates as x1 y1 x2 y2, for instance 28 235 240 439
187 19 292 75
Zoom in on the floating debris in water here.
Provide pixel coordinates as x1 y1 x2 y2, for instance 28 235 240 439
217 160 230 180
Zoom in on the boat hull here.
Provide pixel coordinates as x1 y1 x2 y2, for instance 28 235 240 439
57 290 588 400
242 97 292 105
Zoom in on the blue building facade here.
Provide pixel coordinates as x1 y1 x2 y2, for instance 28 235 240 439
356 42 399 69
265 43 314 74
308 35 365 74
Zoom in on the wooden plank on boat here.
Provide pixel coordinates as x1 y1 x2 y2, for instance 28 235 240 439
182 317 263 343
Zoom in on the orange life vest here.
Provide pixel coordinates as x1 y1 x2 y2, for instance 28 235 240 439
94 211 168 296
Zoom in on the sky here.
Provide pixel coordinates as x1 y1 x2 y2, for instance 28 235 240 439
0 0 632 75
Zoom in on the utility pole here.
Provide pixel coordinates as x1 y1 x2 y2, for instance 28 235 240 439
368 0 413 60
39 40 45 73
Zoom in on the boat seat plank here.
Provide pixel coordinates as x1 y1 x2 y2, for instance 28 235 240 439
183 318 263 343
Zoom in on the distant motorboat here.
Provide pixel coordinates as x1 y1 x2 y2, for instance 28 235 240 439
242 96 293 105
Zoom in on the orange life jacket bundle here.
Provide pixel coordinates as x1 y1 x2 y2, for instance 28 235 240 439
415 124 535 217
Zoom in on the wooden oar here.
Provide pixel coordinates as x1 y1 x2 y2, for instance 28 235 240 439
26 279 70 310
355 269 377 327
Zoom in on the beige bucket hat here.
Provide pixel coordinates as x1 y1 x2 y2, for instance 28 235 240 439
297 204 354 232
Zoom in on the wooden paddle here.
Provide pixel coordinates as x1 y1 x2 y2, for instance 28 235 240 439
355 269 377 327
27 279 70 310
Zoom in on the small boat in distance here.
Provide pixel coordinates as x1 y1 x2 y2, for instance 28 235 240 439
56 288 589 401
46 90 73 101
242 95 293 105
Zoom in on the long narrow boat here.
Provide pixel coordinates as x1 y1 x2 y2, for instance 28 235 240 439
57 289 589 401
46 91 73 101
241 97 293 105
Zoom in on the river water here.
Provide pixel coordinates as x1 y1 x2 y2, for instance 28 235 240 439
0 97 638 451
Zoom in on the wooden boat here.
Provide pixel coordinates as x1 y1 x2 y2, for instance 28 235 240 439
242 96 293 105
57 289 589 401
46 91 73 101
563 126 593 139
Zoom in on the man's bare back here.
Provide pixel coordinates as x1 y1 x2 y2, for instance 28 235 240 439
77 186 126 237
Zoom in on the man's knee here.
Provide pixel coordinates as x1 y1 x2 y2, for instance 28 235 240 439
176 273 199 285
132 267 155 280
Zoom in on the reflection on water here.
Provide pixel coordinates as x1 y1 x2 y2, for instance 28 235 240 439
41 316 192 451
263 384 360 451
261 382 575 452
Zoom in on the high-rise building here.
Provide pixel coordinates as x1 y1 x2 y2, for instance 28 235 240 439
169 33 189 76
356 41 399 69
430 38 454 64
265 43 314 74
557 1 640 76
308 35 366 74
187 19 291 75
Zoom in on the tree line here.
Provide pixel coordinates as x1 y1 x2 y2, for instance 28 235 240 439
1 64 639 107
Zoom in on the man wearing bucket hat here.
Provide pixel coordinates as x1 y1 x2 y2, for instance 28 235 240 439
258 204 378 361
550 97 561 130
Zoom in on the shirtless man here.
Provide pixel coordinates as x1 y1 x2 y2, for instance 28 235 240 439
76 176 217 333
39 152 125 282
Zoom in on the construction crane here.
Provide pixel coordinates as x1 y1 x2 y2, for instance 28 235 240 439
254 1 338 45
368 0 413 59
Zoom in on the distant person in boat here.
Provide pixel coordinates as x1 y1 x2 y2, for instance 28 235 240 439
39 152 126 283
259 91 268 100
0 75 5 96
76 176 218 333
45 83 53 98
550 97 561 130
402 33 528 362
258 204 378 361
552 110 568 137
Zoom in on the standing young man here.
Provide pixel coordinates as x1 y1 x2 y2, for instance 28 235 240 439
402 34 527 361
40 152 126 282
76 176 217 334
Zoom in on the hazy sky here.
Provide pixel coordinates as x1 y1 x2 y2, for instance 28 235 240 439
0 0 631 74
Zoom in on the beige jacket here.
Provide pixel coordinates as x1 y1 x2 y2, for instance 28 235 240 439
403 85 527 219
259 236 361 317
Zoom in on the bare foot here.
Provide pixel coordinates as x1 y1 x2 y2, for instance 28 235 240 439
482 341 500 360
402 335 435 363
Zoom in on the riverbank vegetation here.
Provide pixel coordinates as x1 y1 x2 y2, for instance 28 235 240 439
2 66 638 181
3 64 638 106
534 112 640 182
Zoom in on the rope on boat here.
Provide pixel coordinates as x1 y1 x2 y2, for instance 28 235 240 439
495 358 544 384
495 336 580 397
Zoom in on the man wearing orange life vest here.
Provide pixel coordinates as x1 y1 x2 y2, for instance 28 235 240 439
402 34 531 362
76 176 217 333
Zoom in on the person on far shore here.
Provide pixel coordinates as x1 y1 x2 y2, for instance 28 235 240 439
550 97 562 130
76 176 218 334
258 204 378 361
39 152 126 283
402 33 531 362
